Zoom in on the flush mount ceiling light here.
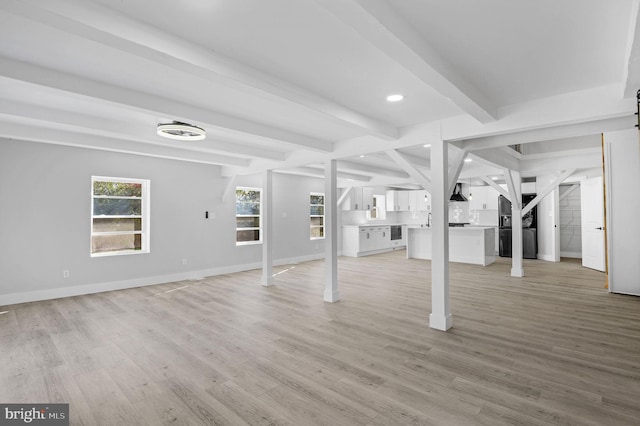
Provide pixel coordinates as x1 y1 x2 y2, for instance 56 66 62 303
157 121 206 141
386 94 404 102
464 158 473 162
423 144 431 148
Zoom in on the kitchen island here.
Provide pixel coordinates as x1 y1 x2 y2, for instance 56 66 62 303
407 226 496 266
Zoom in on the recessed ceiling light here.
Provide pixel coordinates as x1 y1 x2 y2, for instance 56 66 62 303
157 121 206 141
359 154 365 158
386 94 404 102
464 158 472 162
423 144 431 148
491 176 498 180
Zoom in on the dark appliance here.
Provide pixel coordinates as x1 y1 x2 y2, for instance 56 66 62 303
498 193 538 259
390 225 402 241
450 182 468 202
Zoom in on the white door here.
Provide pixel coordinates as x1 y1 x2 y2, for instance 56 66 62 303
580 177 605 271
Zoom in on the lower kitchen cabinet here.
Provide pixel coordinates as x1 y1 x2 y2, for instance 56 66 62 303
342 225 403 257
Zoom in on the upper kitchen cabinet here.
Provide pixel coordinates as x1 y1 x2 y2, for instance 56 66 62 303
387 190 430 211
343 187 374 211
470 186 499 210
386 190 409 211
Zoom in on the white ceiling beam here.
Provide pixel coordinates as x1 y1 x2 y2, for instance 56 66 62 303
0 121 249 167
337 187 353 207
314 0 498 123
471 147 520 172
520 148 601 175
385 149 431 192
2 0 397 141
0 99 287 162
335 160 409 179
480 176 511 201
522 169 576 216
503 169 522 210
442 85 635 143
0 57 334 153
559 184 580 202
276 167 371 182
622 0 640 98
458 116 634 152
447 149 468 195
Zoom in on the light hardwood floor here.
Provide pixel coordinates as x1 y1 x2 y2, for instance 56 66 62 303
2 251 640 425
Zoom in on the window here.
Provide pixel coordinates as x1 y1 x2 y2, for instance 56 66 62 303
310 192 325 239
236 187 262 244
91 176 150 256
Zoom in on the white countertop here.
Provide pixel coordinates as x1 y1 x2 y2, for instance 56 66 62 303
407 225 495 231
342 223 404 227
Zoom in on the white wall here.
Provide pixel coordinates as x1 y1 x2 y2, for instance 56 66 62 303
0 139 327 305
536 174 560 262
604 129 640 296
559 186 582 258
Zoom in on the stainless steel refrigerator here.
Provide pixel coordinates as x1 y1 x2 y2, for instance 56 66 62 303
498 194 538 259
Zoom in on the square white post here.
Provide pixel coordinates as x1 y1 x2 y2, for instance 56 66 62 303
507 170 524 277
429 139 452 331
324 159 340 302
511 207 524 277
262 169 275 286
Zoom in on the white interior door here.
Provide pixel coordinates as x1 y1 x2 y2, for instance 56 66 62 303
580 177 605 271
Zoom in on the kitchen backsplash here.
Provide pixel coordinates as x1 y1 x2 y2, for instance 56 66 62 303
469 209 499 226
343 204 498 226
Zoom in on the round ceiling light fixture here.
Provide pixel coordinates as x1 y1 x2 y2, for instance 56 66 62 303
386 94 404 102
157 121 206 141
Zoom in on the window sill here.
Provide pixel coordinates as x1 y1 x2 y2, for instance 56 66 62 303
91 249 149 258
236 241 263 246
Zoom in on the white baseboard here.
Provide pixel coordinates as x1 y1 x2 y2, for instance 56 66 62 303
560 251 582 259
0 253 330 306
537 254 559 262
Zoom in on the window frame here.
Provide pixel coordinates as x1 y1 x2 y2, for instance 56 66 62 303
310 192 325 240
90 176 150 257
236 186 263 245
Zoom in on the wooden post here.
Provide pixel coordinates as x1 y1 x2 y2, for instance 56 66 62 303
262 170 274 286
324 159 340 302
429 139 452 331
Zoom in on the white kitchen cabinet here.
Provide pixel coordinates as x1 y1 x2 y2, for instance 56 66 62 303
386 190 398 211
386 190 429 211
387 190 409 211
522 182 536 194
469 186 499 210
342 225 394 257
343 187 374 211
359 227 376 252
397 191 409 211
362 187 374 210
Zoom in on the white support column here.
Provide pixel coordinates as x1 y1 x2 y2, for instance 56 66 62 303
447 149 468 195
262 170 275 287
324 159 340 303
505 170 524 277
429 138 452 331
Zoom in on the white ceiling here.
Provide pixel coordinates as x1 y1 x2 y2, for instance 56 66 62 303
0 0 638 187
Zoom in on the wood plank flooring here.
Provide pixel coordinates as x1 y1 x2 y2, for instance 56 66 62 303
2 251 640 425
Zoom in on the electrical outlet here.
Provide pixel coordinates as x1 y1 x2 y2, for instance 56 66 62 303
182 258 187 265
63 270 69 279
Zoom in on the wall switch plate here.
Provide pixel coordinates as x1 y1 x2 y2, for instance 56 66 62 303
182 258 187 265
63 270 69 278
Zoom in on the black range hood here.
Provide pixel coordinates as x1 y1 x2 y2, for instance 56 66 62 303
450 182 468 202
